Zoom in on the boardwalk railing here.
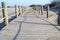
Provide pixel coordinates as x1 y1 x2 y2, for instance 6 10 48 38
0 2 22 26
30 5 58 25
31 5 50 18
0 2 29 26
0 2 59 26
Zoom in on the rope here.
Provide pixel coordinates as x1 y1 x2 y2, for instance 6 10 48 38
0 14 16 22
8 14 16 18
0 17 5 22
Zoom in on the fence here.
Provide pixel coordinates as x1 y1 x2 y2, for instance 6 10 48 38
0 2 31 26
0 2 58 26
31 5 58 25
0 2 23 26
31 5 49 18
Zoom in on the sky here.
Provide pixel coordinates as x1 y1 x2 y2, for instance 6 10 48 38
0 0 52 6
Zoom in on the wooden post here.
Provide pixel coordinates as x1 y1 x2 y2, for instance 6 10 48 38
24 7 25 12
22 6 24 13
23 7 25 12
2 2 8 25
15 5 18 17
47 5 49 18
23 6 24 13
39 10 41 14
20 6 22 14
41 6 43 15
21 6 23 13
18 6 20 16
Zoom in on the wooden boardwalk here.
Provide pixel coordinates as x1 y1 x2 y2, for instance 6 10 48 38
0 11 60 40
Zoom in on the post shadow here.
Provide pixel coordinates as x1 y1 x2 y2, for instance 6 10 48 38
13 22 22 40
9 15 16 22
0 22 5 30
58 10 60 26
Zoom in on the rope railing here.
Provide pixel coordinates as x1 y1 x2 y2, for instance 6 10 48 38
0 2 23 26
29 6 49 18
0 2 29 26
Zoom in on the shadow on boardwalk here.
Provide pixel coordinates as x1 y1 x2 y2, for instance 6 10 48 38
13 22 22 40
13 12 27 40
13 12 60 40
0 22 5 30
35 13 60 31
58 11 60 26
0 15 16 30
13 15 29 39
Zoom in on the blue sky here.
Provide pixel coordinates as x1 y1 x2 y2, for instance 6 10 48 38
0 0 52 6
